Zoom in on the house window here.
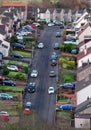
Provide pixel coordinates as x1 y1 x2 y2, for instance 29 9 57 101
2 44 8 49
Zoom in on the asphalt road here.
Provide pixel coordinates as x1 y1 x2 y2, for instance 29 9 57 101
24 25 63 123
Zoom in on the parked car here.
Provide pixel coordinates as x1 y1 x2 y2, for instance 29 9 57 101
71 49 78 54
2 78 16 86
27 82 36 93
0 93 13 100
50 53 57 61
30 70 38 78
56 32 61 37
25 102 32 108
49 71 56 77
60 24 64 29
48 87 55 94
0 111 8 115
37 42 44 48
54 43 60 50
51 59 57 66
48 23 55 27
12 43 25 49
60 83 75 89
59 104 75 111
7 65 18 71
11 53 23 59
0 76 4 82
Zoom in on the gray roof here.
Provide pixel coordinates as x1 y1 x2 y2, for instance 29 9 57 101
1 17 9 24
75 74 91 92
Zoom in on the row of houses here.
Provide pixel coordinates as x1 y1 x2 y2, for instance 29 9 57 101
73 10 91 128
0 3 84 58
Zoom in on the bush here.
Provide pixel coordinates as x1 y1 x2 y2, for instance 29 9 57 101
24 66 28 74
15 73 26 81
3 64 9 75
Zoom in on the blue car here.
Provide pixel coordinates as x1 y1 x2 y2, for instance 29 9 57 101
25 102 32 108
0 93 13 100
59 104 75 111
60 83 75 89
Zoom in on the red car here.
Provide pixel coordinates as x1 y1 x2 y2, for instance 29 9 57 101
0 76 4 82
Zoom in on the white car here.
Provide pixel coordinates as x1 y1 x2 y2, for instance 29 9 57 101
7 65 18 71
37 43 44 48
48 87 55 94
48 23 55 27
30 70 38 77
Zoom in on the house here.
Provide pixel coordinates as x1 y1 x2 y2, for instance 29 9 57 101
45 9 51 23
67 9 72 22
37 8 47 21
78 22 91 43
0 39 10 57
75 74 91 129
74 11 88 30
59 9 65 22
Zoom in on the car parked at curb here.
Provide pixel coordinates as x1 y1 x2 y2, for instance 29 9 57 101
49 71 56 77
48 87 55 94
59 104 75 111
27 82 36 93
37 42 44 48
51 59 57 66
54 43 60 50
56 32 61 37
25 102 32 109
30 70 38 78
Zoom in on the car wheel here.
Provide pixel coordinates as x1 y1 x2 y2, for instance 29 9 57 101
3 83 5 86
12 84 14 86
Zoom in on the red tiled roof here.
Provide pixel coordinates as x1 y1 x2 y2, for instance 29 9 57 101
77 49 91 60
2 3 27 7
62 94 76 99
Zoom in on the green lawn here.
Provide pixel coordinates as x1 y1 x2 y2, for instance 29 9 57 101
0 86 24 92
56 110 72 119
7 71 27 81
57 99 68 102
9 61 29 67
62 74 75 83
12 50 32 57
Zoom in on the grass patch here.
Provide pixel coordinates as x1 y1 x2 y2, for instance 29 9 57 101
12 50 32 57
7 71 27 81
56 110 72 119
0 86 24 92
58 99 68 102
62 74 75 83
9 111 19 116
9 61 29 67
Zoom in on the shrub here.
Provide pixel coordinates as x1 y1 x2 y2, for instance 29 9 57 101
10 35 18 43
3 64 9 75
15 73 26 81
24 66 28 74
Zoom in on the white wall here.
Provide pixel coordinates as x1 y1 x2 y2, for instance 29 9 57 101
75 118 90 128
77 53 91 68
78 26 91 43
45 9 50 23
77 84 91 105
79 40 91 53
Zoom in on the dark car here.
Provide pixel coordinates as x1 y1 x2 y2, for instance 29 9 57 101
12 43 25 49
27 82 36 93
51 60 57 66
11 53 23 59
54 43 60 50
60 83 75 89
2 79 16 86
59 104 75 111
60 24 64 29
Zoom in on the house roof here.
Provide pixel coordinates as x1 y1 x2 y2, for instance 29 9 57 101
77 47 91 60
75 97 91 114
1 17 9 24
75 74 91 92
0 25 6 35
0 40 2 44
39 8 47 13
78 22 90 36
2 3 27 7
3 12 14 19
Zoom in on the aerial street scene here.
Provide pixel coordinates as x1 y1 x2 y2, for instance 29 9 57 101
0 0 91 130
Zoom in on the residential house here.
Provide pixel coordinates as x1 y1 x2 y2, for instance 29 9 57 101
75 74 91 129
74 11 88 30
78 22 91 43
67 9 72 22
37 8 47 21
52 9 57 22
59 9 64 22
45 9 51 23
